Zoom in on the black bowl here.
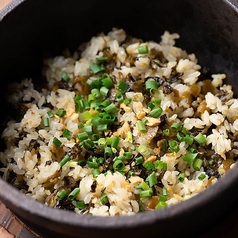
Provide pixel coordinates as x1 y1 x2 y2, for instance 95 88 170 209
1 0 238 237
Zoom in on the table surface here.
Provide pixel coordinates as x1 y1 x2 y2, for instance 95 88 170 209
0 1 238 237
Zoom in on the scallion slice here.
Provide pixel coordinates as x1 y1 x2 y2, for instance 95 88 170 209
143 161 154 171
53 137 62 147
102 76 114 88
183 152 198 163
76 200 86 209
193 158 203 170
68 188 80 200
137 120 147 133
57 189 68 200
138 145 150 157
90 62 105 74
146 172 157 187
43 117 49 127
178 172 186 182
100 193 108 205
113 160 125 172
155 201 168 210
169 140 179 152
47 110 54 118
198 173 206 180
63 129 72 140
194 133 207 145
145 80 158 93
138 45 149 54
149 107 163 118
140 189 153 198
55 109 66 118
61 70 70 82
59 154 71 167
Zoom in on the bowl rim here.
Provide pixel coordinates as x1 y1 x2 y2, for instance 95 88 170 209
1 0 238 234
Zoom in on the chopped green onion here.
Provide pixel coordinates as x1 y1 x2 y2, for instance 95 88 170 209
124 151 133 160
138 45 149 54
104 147 113 157
194 133 207 145
208 159 214 165
148 100 161 109
169 140 180 152
143 161 154 171
135 156 144 165
68 187 80 200
96 56 108 62
98 138 107 149
162 187 168 196
91 88 101 99
154 160 167 171
57 189 68 200
198 173 206 180
139 201 145 212
84 125 93 135
116 91 124 103
97 124 108 132
124 98 132 105
141 181 150 190
77 132 88 142
82 139 94 150
138 145 150 157
155 201 168 209
67 161 78 168
183 135 194 145
171 122 182 131
137 120 147 133
100 86 109 97
128 171 135 176
43 117 49 127
53 137 62 147
59 154 71 167
178 173 186 182
77 159 85 165
163 129 170 136
100 193 109 205
47 110 54 118
104 103 117 113
162 139 167 151
149 107 163 118
91 134 100 141
81 111 92 121
55 109 66 118
118 81 128 92
127 131 133 143
92 168 101 177
90 62 105 74
61 70 70 83
102 76 114 88
113 160 125 172
76 200 86 209
140 189 153 198
111 136 120 149
63 129 72 140
193 158 203 170
183 152 198 163
159 194 167 202
146 172 157 187
145 80 158 93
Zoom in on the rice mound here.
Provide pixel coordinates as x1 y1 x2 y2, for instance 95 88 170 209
0 28 237 216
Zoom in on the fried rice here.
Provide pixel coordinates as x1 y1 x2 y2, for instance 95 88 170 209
0 28 237 216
